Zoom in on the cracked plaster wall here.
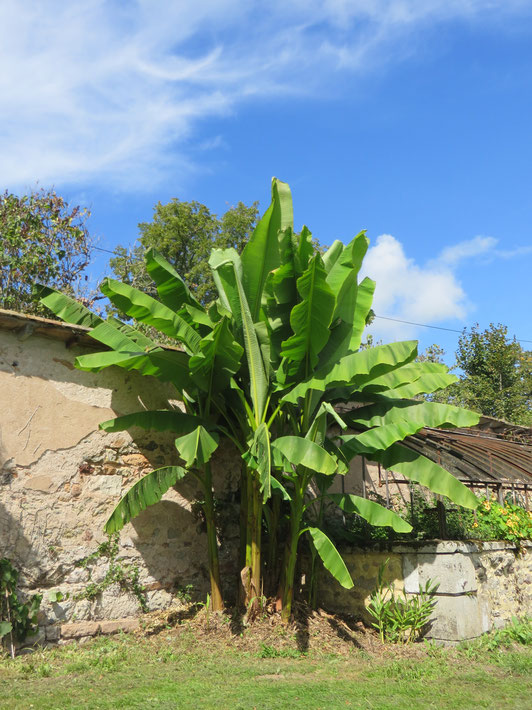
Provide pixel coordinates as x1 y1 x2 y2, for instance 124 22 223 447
0 327 241 635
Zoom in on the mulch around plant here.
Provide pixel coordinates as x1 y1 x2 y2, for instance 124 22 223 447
135 600 428 659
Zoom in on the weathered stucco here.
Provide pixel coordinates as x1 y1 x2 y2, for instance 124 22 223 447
0 319 241 638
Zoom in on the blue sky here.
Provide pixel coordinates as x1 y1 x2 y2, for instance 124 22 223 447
2 1 532 362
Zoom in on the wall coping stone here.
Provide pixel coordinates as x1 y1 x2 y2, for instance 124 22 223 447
339 540 531 556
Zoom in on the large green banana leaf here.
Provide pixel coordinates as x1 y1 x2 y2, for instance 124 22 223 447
189 317 243 394
175 425 219 467
328 493 412 533
282 340 418 404
362 361 456 396
106 317 159 350
306 527 354 589
87 320 152 353
75 349 190 389
210 252 268 424
281 255 336 377
37 286 103 328
241 177 291 321
105 465 187 534
327 230 369 304
266 227 313 368
272 436 337 475
145 248 202 312
345 399 480 429
100 410 205 434
339 420 430 457
368 444 479 509
100 278 201 353
251 422 272 501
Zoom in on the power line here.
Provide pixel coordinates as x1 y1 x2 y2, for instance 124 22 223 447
91 245 532 345
374 315 532 345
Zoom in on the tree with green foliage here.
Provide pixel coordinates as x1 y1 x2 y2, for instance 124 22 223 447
39 178 480 621
110 199 258 306
422 326 531 426
0 188 91 315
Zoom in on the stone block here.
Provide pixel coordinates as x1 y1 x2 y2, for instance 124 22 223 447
423 594 490 642
99 619 139 635
403 552 477 594
61 621 101 638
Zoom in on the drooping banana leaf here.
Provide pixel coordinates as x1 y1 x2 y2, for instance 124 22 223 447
86 320 152 353
175 425 219 467
75 349 190 389
328 493 412 532
189 317 243 394
36 285 103 328
100 410 205 434
272 436 337 475
145 247 202 312
339 417 439 457
282 340 418 404
361 361 456 395
106 317 159 350
345 399 480 430
241 177 292 321
280 254 336 378
104 465 187 533
100 278 201 353
306 527 354 589
368 443 479 509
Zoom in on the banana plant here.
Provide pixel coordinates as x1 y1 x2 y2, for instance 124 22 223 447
38 251 247 611
39 177 481 622
206 182 479 621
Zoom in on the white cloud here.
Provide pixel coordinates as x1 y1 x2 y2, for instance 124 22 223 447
361 230 532 341
0 0 530 190
361 234 468 341
438 235 498 265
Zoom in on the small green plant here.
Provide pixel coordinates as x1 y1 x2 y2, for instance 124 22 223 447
175 585 195 605
367 559 439 644
74 534 148 612
259 643 303 659
0 559 42 658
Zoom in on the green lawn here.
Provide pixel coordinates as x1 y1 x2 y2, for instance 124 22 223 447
1 625 530 710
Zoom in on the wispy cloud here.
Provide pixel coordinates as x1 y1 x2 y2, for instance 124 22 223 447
0 0 530 190
438 236 498 265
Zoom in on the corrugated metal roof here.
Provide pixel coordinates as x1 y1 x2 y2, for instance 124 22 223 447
403 417 532 487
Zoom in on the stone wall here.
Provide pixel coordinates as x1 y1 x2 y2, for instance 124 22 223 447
0 313 241 642
317 540 532 643
1 311 530 647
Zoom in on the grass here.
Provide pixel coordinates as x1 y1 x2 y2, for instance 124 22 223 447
1 619 531 710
